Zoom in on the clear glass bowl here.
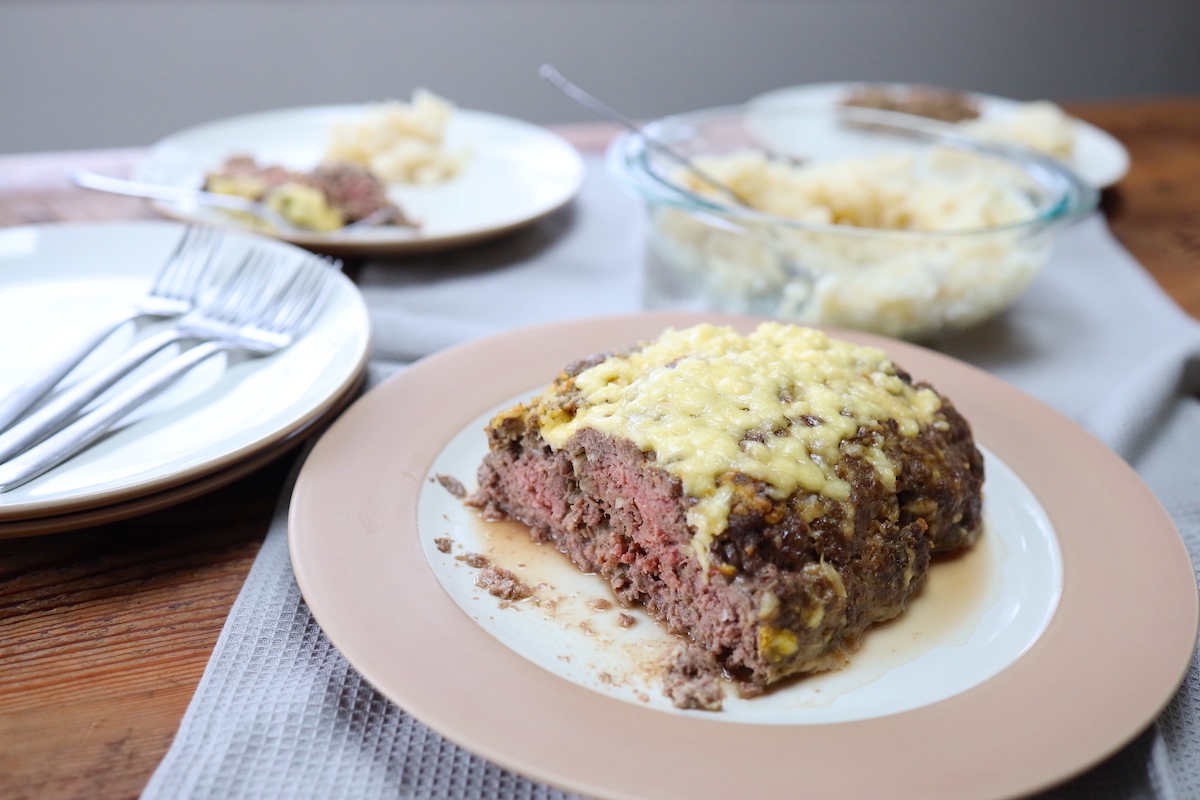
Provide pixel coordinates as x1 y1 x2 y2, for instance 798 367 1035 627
607 103 1097 341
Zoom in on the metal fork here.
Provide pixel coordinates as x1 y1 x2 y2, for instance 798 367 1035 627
0 255 338 492
0 225 223 434
0 247 287 464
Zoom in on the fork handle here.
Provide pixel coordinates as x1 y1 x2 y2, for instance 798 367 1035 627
0 311 139 434
0 326 188 464
0 339 230 493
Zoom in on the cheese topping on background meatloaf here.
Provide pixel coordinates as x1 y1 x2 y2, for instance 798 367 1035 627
535 323 943 555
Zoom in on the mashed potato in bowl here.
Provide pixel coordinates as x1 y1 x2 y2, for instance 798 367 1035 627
609 103 1096 342
647 148 1049 340
678 149 1040 230
648 203 1049 340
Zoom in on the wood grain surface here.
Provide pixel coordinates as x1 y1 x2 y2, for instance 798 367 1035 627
1070 100 1200 317
0 103 1198 800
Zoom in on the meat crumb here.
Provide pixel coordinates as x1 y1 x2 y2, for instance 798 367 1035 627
661 643 725 711
598 672 613 684
734 680 765 700
587 598 612 611
475 566 534 601
618 613 636 628
434 536 453 554
456 552 491 568
435 473 467 499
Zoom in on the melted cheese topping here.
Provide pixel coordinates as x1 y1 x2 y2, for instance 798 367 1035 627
536 323 942 560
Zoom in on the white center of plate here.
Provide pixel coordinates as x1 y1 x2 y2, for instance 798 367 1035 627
418 392 1062 724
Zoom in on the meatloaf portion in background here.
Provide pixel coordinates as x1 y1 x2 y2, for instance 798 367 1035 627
469 323 983 699
840 83 982 123
204 155 411 231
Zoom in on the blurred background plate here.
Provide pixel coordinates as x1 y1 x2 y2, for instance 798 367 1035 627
0 221 370 522
136 105 586 256
748 81 1130 189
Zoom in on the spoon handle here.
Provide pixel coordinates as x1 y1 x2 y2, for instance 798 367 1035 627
538 64 750 207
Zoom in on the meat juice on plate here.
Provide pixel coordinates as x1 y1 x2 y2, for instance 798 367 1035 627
456 503 1003 712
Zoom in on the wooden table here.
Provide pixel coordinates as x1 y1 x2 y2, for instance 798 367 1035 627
1 102 1199 800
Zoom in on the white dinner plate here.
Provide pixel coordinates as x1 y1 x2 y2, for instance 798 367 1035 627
419 421 1058 725
136 105 587 256
748 82 1130 189
0 221 370 521
291 312 1195 800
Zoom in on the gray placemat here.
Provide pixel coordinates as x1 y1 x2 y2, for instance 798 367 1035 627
142 156 1200 800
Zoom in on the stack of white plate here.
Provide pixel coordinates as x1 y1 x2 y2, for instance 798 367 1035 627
0 221 370 537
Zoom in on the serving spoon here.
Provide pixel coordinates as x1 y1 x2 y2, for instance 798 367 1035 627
538 64 754 208
540 64 820 296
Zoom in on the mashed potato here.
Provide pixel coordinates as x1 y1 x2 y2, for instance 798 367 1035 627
962 101 1077 159
681 149 1038 231
648 149 1050 340
325 89 471 185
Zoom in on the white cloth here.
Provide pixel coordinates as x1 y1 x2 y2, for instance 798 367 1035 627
142 156 1200 800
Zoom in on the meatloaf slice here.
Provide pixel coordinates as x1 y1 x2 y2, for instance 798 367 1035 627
469 322 983 693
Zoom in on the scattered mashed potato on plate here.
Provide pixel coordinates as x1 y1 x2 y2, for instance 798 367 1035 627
962 101 1077 159
326 89 472 185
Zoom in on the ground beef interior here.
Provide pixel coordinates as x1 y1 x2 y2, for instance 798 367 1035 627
469 366 983 694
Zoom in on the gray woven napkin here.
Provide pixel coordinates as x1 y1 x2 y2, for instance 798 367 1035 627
142 156 1200 800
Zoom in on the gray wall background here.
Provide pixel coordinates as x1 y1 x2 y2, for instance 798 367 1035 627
3 0 1199 155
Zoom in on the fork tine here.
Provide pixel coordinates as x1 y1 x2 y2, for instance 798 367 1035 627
254 267 306 333
238 253 293 323
216 251 293 326
285 259 338 335
201 250 258 317
243 256 336 339
147 226 199 297
202 250 273 322
260 260 326 334
150 226 221 301
162 226 222 300
279 259 337 336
